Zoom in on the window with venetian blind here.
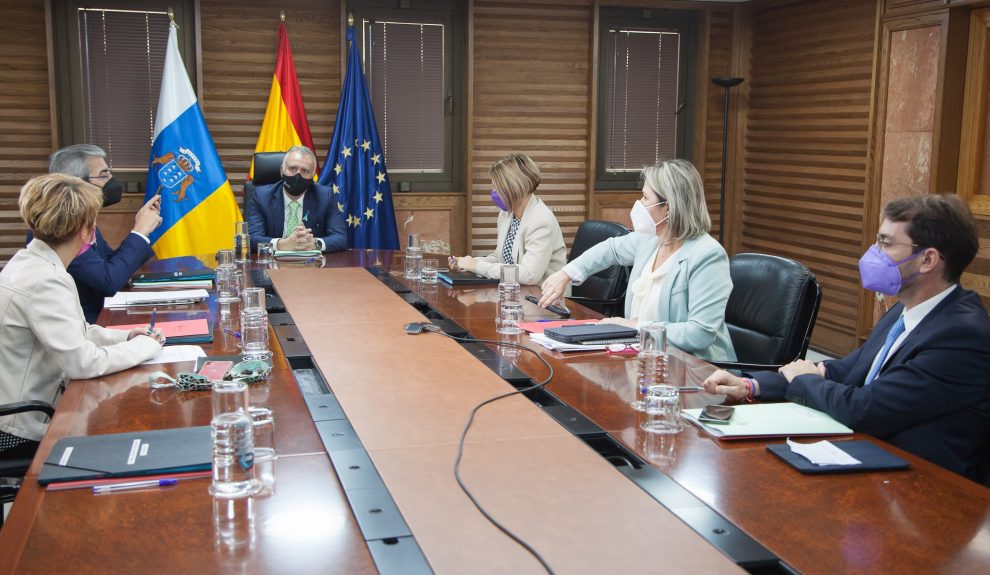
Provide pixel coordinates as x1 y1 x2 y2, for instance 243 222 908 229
52 0 196 183
354 1 464 192
597 8 697 189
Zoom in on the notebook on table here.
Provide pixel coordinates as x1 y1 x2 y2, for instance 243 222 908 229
437 271 499 286
38 426 212 485
767 440 911 474
682 402 854 440
543 323 638 344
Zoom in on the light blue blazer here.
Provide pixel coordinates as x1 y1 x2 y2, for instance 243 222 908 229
564 232 736 362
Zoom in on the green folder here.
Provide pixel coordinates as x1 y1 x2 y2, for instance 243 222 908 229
682 402 853 440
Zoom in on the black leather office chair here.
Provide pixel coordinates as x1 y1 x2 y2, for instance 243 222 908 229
565 220 631 317
242 152 287 220
711 253 823 372
0 400 54 529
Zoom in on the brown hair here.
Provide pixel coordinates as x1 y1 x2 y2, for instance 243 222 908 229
883 194 979 283
19 174 102 246
490 153 541 212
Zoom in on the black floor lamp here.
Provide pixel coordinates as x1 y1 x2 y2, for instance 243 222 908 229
711 76 744 245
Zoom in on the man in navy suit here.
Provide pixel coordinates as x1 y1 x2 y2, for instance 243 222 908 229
705 195 990 479
34 145 162 323
247 146 346 253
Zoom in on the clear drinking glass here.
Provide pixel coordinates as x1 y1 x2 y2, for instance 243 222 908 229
210 379 260 498
632 323 667 411
256 243 274 264
248 406 277 496
234 221 251 263
496 264 522 334
241 287 265 311
421 259 439 284
641 385 683 434
216 267 241 304
498 302 524 335
217 248 236 268
239 308 270 361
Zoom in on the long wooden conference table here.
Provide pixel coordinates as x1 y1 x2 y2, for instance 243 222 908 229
1 250 989 574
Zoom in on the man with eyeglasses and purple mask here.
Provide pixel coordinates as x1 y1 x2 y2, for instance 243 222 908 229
704 194 990 480
25 144 162 323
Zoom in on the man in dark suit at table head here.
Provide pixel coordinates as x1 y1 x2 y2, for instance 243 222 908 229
29 144 163 323
705 194 990 480
247 145 347 253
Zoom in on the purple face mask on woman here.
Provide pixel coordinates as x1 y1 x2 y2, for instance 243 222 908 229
491 189 509 212
858 244 922 295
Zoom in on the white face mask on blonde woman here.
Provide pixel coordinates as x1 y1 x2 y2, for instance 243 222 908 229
630 198 668 235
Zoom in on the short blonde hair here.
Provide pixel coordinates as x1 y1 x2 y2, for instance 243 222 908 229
641 159 711 242
19 174 102 246
490 153 541 211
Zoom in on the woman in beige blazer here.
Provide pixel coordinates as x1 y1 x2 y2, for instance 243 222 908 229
451 153 566 285
0 174 164 456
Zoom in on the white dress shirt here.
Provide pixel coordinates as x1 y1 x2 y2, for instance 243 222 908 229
865 284 958 376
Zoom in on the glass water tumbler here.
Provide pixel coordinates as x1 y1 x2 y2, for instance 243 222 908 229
209 379 260 499
632 323 668 411
239 308 270 361
234 221 250 264
496 264 523 334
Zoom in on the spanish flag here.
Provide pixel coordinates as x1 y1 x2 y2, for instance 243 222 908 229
250 22 317 178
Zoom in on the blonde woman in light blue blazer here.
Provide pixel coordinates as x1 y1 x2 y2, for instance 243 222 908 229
540 159 736 362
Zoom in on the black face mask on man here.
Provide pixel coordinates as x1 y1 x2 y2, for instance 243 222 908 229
101 176 124 207
282 173 312 197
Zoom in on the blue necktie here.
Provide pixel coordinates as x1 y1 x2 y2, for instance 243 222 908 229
864 315 906 386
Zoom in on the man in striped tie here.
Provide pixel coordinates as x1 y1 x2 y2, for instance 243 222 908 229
704 195 990 479
247 145 347 253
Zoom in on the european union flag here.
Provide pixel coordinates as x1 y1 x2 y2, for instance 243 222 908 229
319 27 400 250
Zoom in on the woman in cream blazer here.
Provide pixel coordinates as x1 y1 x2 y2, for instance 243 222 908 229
451 153 566 286
0 174 164 454
540 159 735 362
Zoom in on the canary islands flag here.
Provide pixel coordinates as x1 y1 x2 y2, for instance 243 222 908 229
318 27 399 250
250 21 317 178
146 22 241 259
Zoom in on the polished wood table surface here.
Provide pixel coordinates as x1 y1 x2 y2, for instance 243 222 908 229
371 257 990 575
0 257 375 575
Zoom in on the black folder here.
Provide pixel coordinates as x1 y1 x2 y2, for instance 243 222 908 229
437 271 499 286
767 440 911 474
38 426 212 485
543 323 638 344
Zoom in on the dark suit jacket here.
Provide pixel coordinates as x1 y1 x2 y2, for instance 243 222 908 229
25 228 153 324
247 182 347 253
755 287 990 479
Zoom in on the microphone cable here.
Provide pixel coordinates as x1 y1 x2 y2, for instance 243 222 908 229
409 323 556 574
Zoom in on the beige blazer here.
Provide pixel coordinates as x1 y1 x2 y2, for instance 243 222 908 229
0 240 161 441
474 195 567 286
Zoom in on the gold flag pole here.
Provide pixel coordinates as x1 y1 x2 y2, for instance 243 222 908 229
280 10 285 22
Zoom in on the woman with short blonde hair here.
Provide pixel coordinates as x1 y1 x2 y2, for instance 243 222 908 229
0 174 165 457
451 153 567 285
540 159 735 362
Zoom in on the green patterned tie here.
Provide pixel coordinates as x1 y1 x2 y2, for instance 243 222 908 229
285 200 300 237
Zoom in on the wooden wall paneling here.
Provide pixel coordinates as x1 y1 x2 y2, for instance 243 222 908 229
394 194 466 255
883 0 951 17
931 9 970 193
705 4 741 252
465 0 475 253
470 0 593 257
958 7 990 213
198 1 341 207
743 0 878 355
586 1 600 221
0 1 52 266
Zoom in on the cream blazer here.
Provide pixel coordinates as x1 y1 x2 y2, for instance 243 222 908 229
0 240 161 441
474 195 567 286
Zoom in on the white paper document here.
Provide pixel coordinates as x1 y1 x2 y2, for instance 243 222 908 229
141 345 206 365
787 438 861 466
529 333 609 352
105 289 210 308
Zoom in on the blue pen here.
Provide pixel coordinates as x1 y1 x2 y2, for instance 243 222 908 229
148 308 157 334
223 327 241 339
